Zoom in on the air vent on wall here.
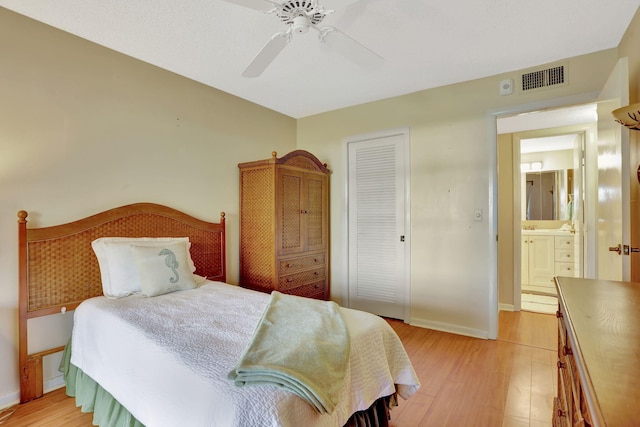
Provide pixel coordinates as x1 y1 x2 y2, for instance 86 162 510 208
521 65 566 91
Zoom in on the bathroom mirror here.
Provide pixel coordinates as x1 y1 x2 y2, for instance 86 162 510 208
523 169 572 220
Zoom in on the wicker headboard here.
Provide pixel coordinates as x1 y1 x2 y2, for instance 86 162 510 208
17 202 226 402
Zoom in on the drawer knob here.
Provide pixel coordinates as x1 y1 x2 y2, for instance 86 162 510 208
557 409 566 418
286 278 292 282
556 310 563 319
557 361 566 369
562 345 572 356
314 271 319 276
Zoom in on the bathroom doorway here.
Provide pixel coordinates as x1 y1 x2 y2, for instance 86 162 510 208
497 104 594 314
517 131 585 313
496 57 630 321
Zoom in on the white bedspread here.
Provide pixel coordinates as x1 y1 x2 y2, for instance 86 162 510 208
71 281 420 427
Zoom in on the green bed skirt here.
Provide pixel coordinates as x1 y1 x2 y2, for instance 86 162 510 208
60 342 143 427
60 341 395 427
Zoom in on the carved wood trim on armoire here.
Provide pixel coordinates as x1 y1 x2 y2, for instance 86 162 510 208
238 150 330 300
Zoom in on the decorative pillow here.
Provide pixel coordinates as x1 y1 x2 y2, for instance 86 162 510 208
92 237 194 298
131 242 197 297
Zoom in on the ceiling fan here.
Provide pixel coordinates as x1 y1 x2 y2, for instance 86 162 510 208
222 0 384 77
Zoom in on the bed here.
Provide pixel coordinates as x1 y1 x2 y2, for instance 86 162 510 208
18 203 420 426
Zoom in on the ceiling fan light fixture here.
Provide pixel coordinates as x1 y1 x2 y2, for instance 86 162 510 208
292 16 310 34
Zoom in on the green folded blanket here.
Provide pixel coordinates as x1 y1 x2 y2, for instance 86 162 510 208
228 291 350 414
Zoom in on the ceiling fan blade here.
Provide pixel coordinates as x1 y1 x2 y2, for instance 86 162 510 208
221 0 275 12
242 33 290 78
319 26 383 69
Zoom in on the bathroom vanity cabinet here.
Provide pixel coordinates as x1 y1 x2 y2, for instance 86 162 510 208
522 234 555 293
522 231 577 295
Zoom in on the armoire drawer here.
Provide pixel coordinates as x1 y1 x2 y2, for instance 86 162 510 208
279 254 325 274
281 280 326 299
279 267 326 291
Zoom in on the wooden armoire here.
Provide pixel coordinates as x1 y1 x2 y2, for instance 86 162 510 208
238 150 330 300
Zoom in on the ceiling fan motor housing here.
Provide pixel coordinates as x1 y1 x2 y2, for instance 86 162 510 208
277 0 327 29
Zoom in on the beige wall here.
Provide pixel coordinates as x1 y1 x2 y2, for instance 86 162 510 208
0 8 296 405
298 50 618 338
497 134 515 307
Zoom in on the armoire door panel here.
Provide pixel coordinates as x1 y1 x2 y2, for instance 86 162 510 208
305 174 328 252
277 169 304 255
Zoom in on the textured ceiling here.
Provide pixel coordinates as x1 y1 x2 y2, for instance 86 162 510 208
1 0 639 118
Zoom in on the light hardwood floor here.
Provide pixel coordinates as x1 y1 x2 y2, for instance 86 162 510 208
388 310 557 426
2 310 557 427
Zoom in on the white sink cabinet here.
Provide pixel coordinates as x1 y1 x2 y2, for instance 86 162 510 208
522 234 555 294
521 230 577 295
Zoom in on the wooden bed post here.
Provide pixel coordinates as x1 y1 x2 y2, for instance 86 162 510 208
17 210 37 403
220 212 226 282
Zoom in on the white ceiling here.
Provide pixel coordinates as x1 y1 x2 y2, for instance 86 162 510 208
2 0 639 118
497 103 598 134
520 134 579 154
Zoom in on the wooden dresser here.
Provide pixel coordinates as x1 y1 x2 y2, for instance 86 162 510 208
238 150 330 300
554 276 640 426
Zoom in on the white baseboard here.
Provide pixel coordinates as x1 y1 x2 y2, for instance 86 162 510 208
0 375 65 411
0 391 18 411
44 375 65 394
409 317 489 340
499 303 515 311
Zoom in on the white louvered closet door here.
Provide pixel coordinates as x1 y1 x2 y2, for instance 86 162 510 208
347 130 409 320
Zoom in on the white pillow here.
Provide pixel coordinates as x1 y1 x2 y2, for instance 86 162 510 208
131 242 197 297
92 237 195 298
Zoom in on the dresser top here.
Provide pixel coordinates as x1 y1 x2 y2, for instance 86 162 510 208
556 276 640 426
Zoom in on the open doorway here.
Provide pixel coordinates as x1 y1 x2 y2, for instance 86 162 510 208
517 131 585 314
497 104 596 314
